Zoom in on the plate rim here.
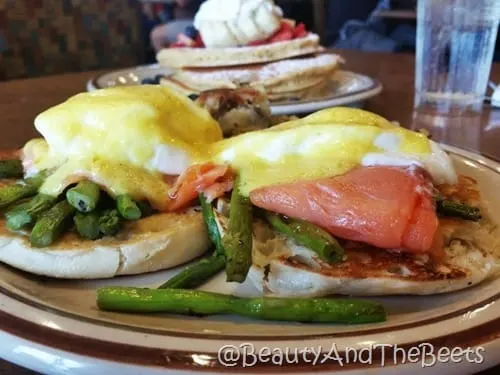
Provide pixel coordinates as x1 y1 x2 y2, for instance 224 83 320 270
1 145 500 373
0 270 499 341
0 294 499 373
86 65 383 115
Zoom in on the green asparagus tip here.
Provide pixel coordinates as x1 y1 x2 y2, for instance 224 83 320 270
436 199 482 221
98 209 122 236
116 194 142 220
5 204 32 231
266 212 344 264
5 194 57 231
136 200 156 217
29 200 75 247
0 159 23 179
199 193 225 256
0 174 44 209
74 212 102 240
66 180 100 213
222 179 253 284
158 255 225 289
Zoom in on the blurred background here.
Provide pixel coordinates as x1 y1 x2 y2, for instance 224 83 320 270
1 0 499 81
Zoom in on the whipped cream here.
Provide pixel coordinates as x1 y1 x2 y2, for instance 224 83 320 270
194 0 283 48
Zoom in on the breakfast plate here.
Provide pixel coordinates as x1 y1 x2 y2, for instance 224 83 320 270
86 65 382 115
0 145 498 375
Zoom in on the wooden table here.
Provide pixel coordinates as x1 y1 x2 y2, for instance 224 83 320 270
0 49 499 374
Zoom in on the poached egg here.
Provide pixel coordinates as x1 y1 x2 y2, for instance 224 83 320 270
24 86 222 210
208 107 457 196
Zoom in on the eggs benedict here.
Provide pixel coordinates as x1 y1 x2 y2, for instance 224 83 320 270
0 86 222 278
24 86 222 209
0 98 498 290
164 107 499 296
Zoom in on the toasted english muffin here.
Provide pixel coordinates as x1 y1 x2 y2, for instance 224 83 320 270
247 219 500 297
0 210 210 279
214 176 500 297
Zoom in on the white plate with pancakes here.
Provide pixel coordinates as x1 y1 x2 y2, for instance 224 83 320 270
0 145 499 375
87 64 382 116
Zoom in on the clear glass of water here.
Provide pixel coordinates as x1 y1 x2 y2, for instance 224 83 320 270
415 0 500 113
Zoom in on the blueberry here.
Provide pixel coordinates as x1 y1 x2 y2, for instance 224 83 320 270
184 25 198 39
141 75 164 85
141 78 156 85
188 93 199 101
154 74 164 84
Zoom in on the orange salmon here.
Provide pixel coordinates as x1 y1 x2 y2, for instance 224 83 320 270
250 166 439 253
167 162 234 211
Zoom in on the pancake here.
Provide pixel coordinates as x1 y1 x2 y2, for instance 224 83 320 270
156 33 323 68
160 53 342 102
266 79 335 101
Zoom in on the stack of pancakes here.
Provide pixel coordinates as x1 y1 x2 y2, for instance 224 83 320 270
157 34 343 102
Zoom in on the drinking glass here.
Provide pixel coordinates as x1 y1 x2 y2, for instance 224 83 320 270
415 0 500 113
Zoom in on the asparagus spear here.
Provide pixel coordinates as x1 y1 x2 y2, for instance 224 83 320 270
116 194 142 220
0 160 23 179
74 212 101 240
222 181 253 283
199 193 225 256
436 199 481 221
5 194 57 230
266 212 344 263
30 201 75 247
136 200 156 217
158 195 226 290
158 255 226 289
97 287 386 324
98 209 122 236
66 181 100 213
4 201 31 228
0 172 46 209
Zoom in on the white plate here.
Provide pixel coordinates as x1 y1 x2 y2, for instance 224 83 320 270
0 146 499 375
86 64 382 115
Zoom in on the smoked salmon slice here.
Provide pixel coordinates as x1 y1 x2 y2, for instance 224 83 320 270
167 162 234 211
250 166 439 253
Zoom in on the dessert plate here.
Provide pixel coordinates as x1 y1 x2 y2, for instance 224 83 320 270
86 64 382 115
0 145 499 375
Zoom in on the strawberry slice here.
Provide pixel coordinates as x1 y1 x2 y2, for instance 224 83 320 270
177 33 196 47
171 41 187 48
280 21 294 33
246 20 309 46
269 29 293 43
269 28 293 43
247 38 268 46
282 18 297 28
269 21 294 43
293 22 308 38
194 34 205 48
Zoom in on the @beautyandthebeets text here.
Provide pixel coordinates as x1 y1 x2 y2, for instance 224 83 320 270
217 342 485 368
